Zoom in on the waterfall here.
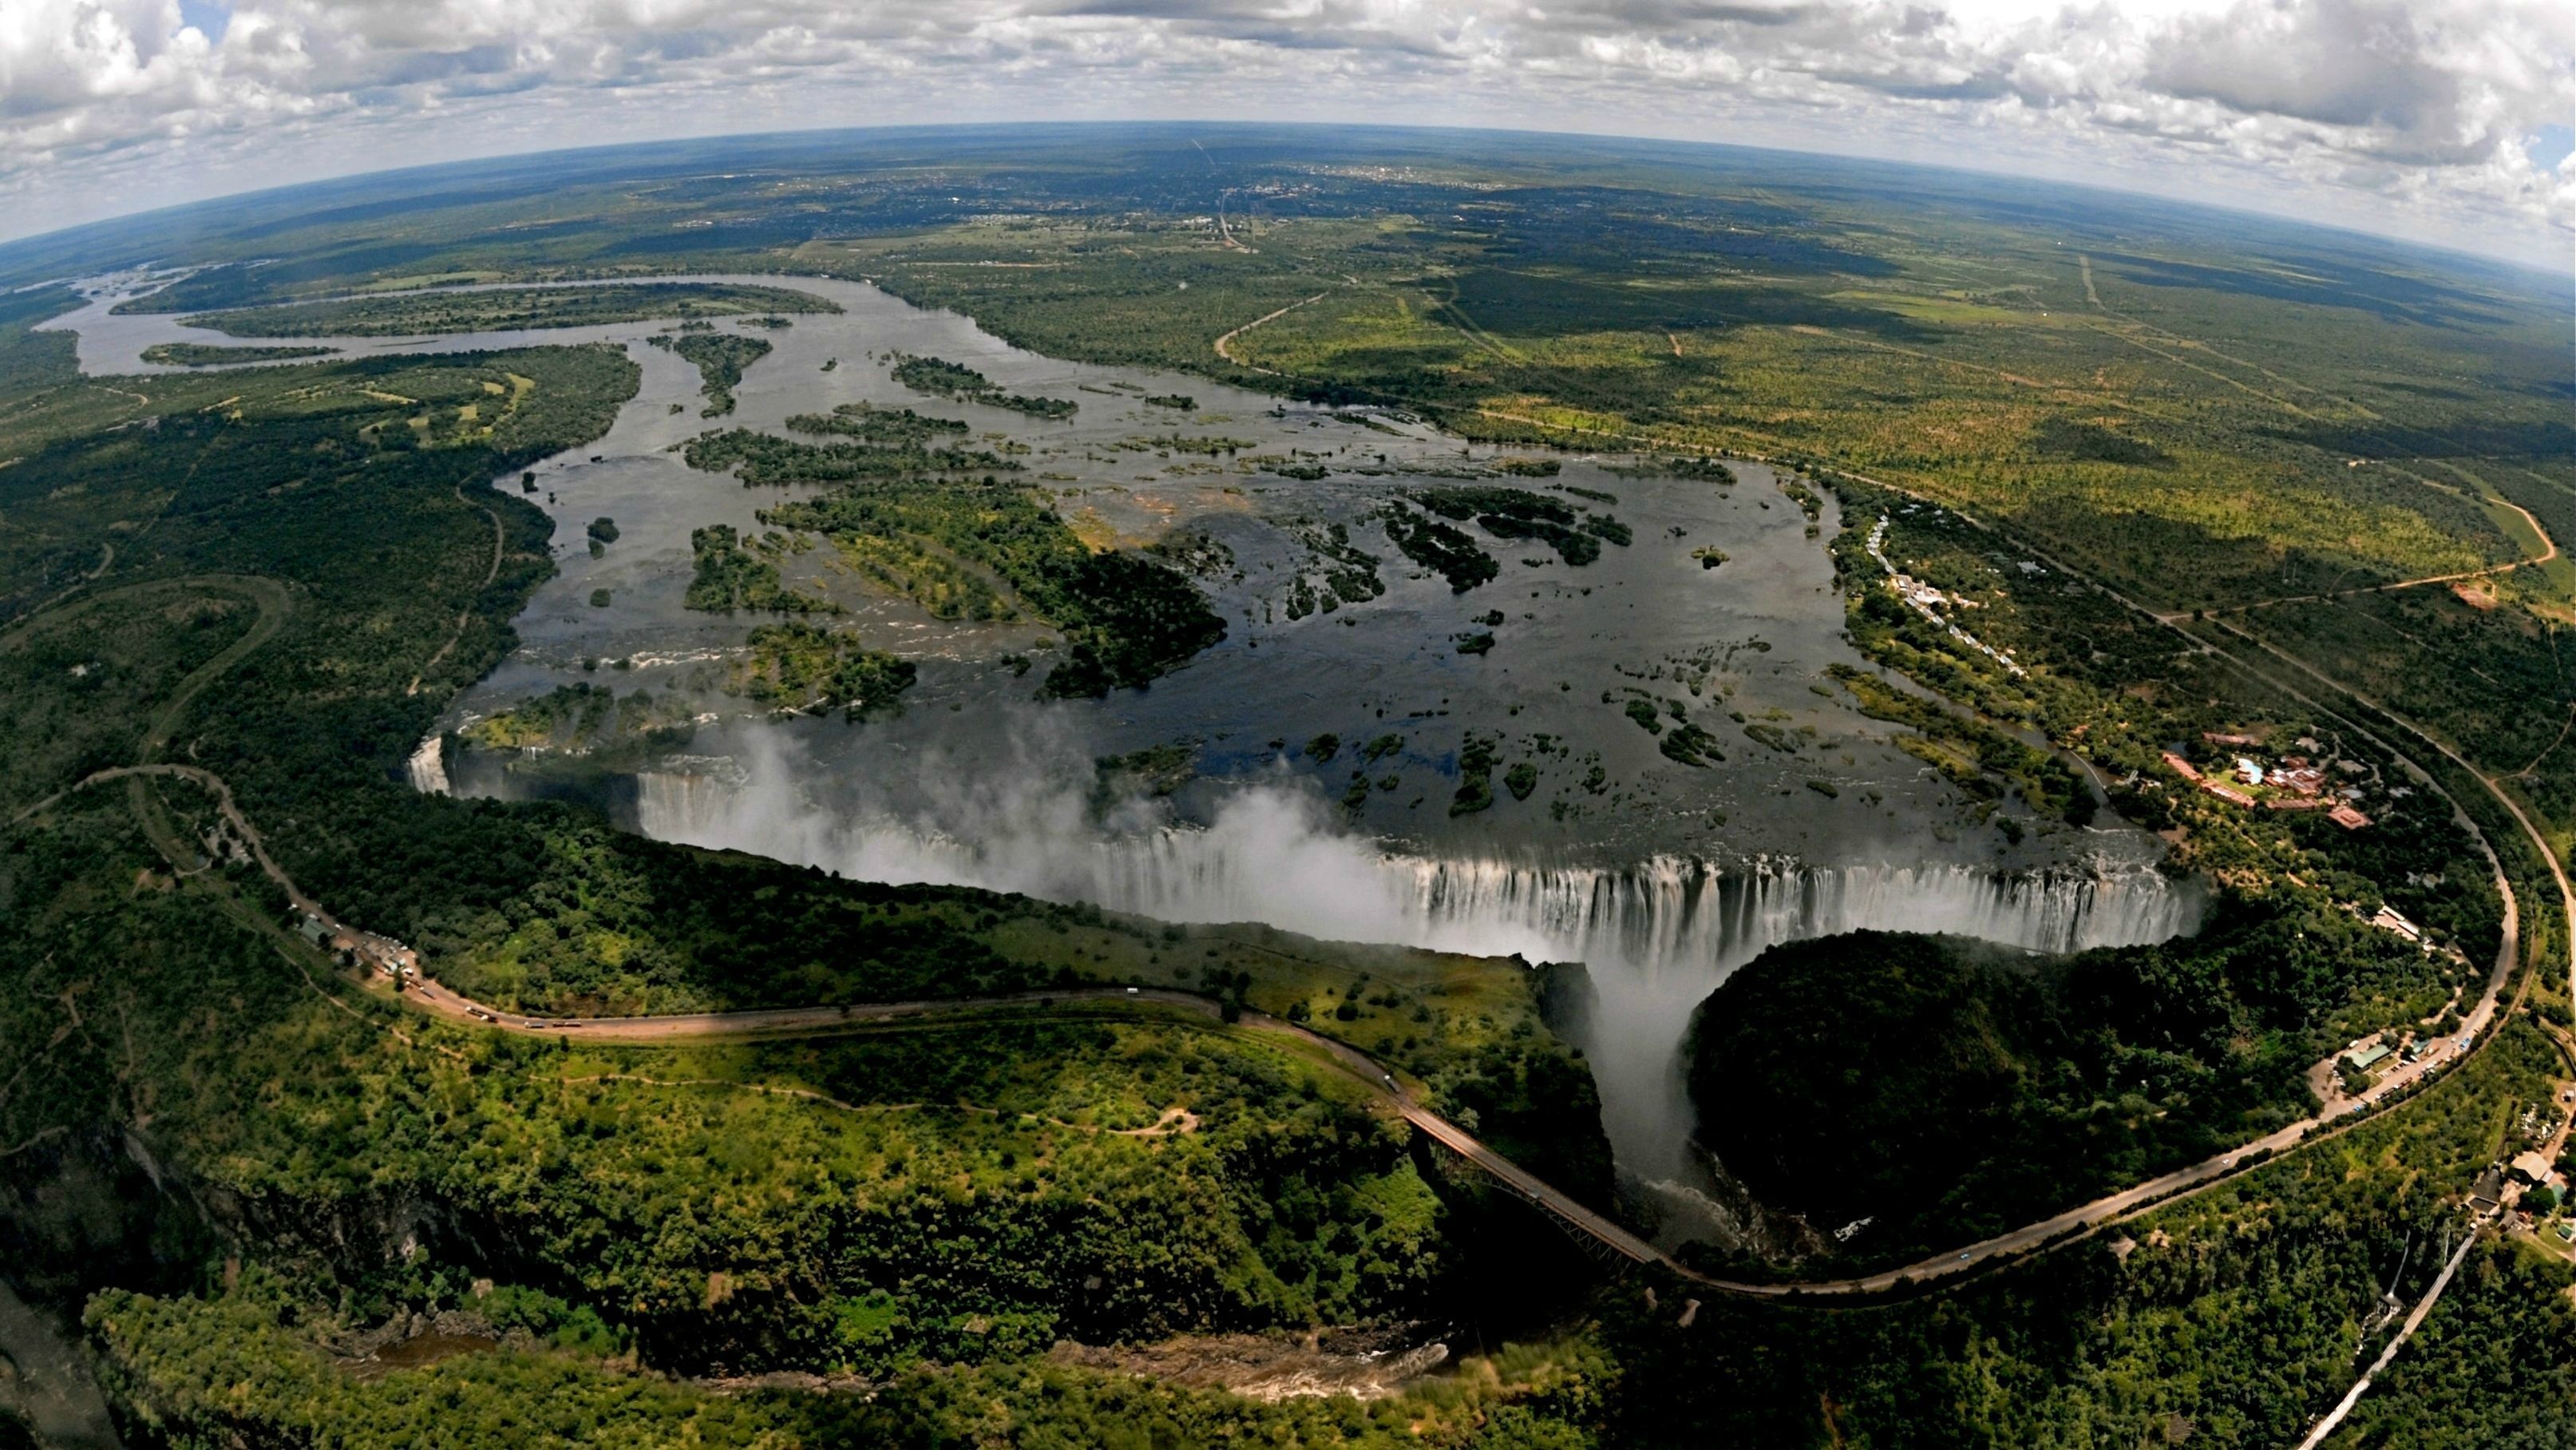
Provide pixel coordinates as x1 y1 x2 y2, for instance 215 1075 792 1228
636 767 2196 964
1395 855 2198 966
406 734 451 796
633 765 2202 1186
1384 854 2200 1189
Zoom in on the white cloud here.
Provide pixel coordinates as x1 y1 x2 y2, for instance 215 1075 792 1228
1 0 2568 265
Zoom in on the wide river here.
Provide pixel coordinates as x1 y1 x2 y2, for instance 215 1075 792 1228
46 270 2202 1244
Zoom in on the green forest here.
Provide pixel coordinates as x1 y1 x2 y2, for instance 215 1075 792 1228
0 329 1616 1437
684 524 834 614
177 282 837 337
0 129 2569 1447
889 352 1078 418
684 422 1019 483
732 621 919 716
754 466 1228 695
138 341 336 366
1685 917 2451 1270
648 331 773 415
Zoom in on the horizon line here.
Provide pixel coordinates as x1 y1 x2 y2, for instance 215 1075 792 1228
5 117 2569 287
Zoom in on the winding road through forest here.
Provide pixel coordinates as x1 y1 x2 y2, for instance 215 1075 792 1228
10 299 2565 1335
13 508 2558 1313
2 265 2559 1447
37 734 2532 1301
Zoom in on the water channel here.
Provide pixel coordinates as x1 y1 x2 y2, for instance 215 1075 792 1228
44 271 2203 1242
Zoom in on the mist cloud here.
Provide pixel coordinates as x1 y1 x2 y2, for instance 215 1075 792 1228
622 722 2199 1179
2 0 2568 265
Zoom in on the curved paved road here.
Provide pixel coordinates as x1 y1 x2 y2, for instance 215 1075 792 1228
13 458 2560 1306
393 961 1681 1270
30 720 2541 1303
2210 615 2576 1012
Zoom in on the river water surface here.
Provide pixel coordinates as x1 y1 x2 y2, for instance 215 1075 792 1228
46 270 2204 1242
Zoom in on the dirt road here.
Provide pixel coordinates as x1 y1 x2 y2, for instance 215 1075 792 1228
395 959 1677 1269
14 529 2557 1303
29 737 2539 1302
1214 291 1330 372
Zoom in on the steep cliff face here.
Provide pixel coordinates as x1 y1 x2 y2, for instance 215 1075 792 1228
1685 931 2063 1248
632 764 2205 1188
1 1131 220 1450
0 1279 117 1448
2 1131 210 1313
1533 960 1599 1052
1 1116 575 1330
185 1172 496 1292
1686 905 2342 1267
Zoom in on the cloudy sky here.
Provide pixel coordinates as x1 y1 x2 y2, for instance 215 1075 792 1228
4 0 2570 266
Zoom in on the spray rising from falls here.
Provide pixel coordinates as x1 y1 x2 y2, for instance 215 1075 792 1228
632 747 2202 1183
407 735 452 797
